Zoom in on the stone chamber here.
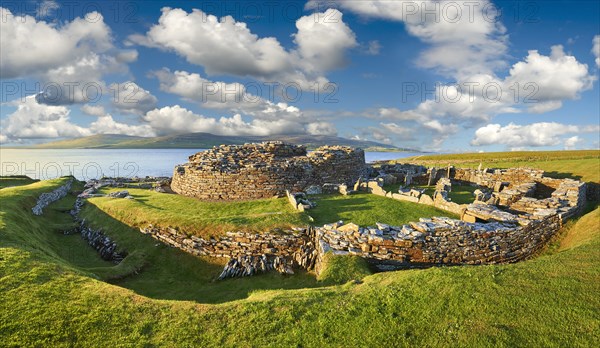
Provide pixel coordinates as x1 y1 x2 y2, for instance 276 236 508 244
171 142 368 201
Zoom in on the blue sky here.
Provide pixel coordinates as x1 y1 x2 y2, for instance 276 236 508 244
1 0 598 151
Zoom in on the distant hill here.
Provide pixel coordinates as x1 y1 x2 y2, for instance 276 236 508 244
31 133 418 152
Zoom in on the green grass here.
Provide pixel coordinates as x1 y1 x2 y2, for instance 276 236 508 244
0 175 38 189
89 187 311 238
383 184 478 205
403 150 600 183
309 192 457 226
1 176 599 346
317 253 372 284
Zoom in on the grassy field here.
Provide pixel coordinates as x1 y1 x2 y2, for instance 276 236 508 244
402 150 600 183
309 192 457 226
88 187 311 238
1 178 598 346
2 150 600 346
0 175 38 189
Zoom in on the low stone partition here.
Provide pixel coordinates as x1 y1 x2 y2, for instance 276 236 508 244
32 179 73 215
315 213 561 270
139 225 319 271
171 142 367 201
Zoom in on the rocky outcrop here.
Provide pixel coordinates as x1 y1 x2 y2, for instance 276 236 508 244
171 142 367 201
32 179 73 215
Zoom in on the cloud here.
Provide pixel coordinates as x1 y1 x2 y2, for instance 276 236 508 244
506 45 595 105
1 7 112 79
80 104 106 117
0 96 91 140
376 46 595 139
306 122 338 136
380 122 416 139
141 105 308 136
89 115 156 137
564 136 582 150
422 120 459 135
0 95 158 142
308 0 508 79
129 8 356 87
1 7 133 105
109 82 158 115
293 9 357 73
470 122 593 147
152 69 306 121
365 40 381 55
36 0 59 18
593 35 600 67
153 69 245 106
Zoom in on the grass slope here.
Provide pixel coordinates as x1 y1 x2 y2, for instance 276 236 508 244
404 150 600 183
1 177 599 346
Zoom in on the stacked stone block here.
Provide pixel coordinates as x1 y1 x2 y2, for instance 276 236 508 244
171 142 367 200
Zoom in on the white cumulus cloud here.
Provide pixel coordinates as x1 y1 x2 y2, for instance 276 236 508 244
592 35 600 67
470 122 594 147
129 8 356 87
109 82 158 115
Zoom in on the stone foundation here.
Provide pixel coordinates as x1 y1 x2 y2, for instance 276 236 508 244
171 142 367 200
113 164 588 278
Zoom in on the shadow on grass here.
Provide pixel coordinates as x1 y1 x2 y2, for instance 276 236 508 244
79 201 325 304
543 171 583 181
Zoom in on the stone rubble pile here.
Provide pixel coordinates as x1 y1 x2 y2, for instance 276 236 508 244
78 219 126 262
171 142 367 201
32 179 73 215
286 190 316 211
217 255 294 280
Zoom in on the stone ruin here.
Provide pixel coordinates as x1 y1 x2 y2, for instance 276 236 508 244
171 142 368 200
37 151 587 279
141 164 589 278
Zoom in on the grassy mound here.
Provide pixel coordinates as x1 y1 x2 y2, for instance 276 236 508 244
559 206 600 251
309 192 457 226
317 253 372 284
89 187 311 238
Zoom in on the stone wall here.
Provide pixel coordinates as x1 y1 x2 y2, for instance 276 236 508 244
140 225 318 271
315 214 561 270
171 142 367 201
139 166 587 277
32 179 72 215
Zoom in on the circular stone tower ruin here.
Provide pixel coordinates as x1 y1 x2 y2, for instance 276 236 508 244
171 142 367 200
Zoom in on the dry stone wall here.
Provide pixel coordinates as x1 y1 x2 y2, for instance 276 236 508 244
32 179 73 215
137 165 587 277
140 225 319 271
171 142 367 200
